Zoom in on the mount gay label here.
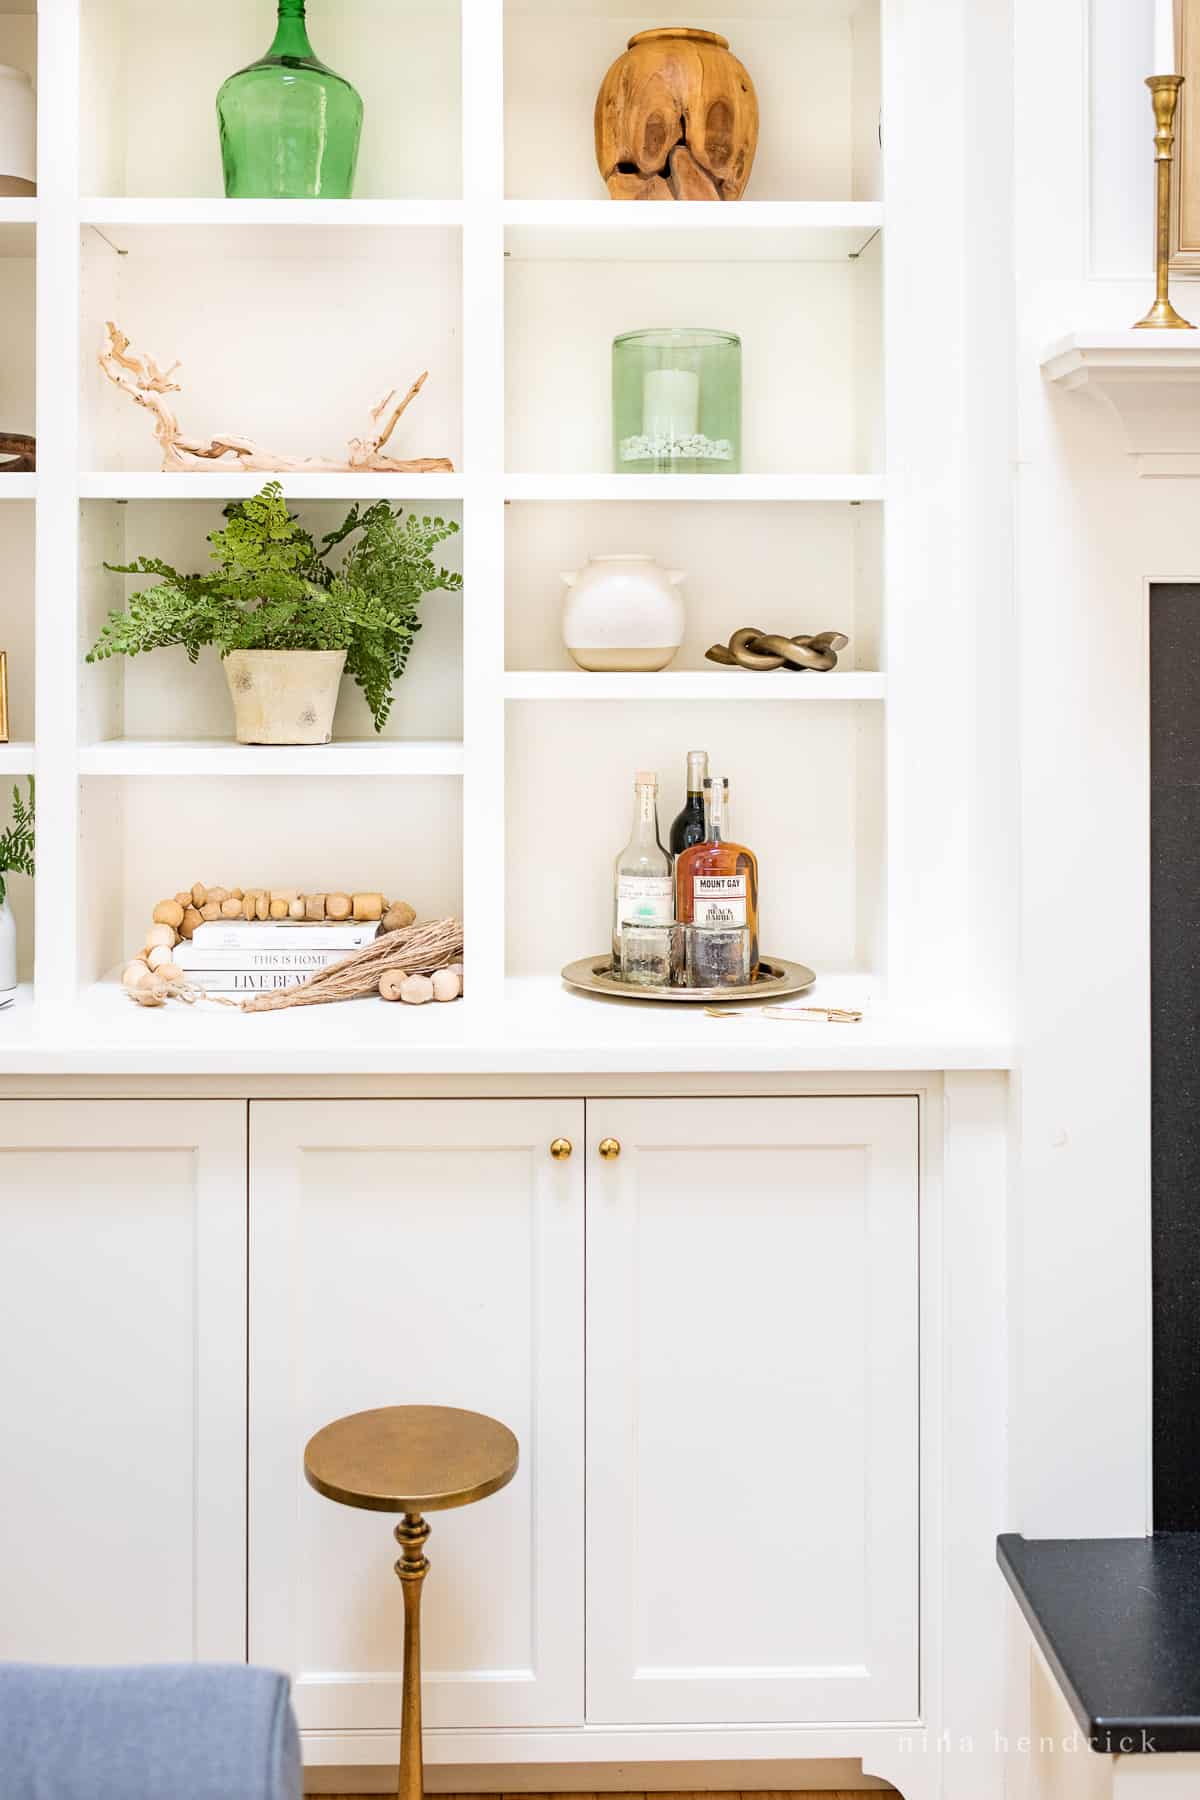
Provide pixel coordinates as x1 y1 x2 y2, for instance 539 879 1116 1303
693 873 747 925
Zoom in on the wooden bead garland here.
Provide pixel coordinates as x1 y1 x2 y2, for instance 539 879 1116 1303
121 884 456 1011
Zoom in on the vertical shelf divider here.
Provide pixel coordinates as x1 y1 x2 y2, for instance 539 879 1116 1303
34 0 83 1014
461 0 507 1017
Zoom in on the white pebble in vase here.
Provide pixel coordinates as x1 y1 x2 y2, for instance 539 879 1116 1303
561 556 686 673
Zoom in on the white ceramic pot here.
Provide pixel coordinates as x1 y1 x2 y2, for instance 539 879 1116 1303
0 65 35 197
223 649 348 745
0 897 16 1009
561 555 686 672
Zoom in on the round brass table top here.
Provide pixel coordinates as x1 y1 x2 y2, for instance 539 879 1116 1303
304 1405 519 1514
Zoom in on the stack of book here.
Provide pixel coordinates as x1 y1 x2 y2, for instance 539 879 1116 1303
172 918 378 994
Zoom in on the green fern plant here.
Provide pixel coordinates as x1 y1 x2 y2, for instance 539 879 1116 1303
86 483 462 732
0 778 35 906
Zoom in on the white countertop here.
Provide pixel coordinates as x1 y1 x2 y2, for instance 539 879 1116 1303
0 975 1013 1078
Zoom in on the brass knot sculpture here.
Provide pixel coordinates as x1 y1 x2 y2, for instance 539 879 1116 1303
706 627 850 673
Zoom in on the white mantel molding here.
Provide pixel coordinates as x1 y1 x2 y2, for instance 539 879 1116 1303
1041 331 1200 475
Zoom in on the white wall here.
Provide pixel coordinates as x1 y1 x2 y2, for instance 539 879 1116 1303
1008 0 1193 1537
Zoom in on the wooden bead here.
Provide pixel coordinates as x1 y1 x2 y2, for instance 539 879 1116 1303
400 973 434 1005
174 891 191 909
325 893 352 921
153 899 185 928
191 884 208 907
145 923 177 950
208 887 229 905
146 944 174 971
305 894 326 921
269 899 289 920
200 901 221 920
353 892 384 922
289 897 306 920
231 888 244 900
382 901 416 932
431 968 462 1003
156 962 185 986
221 897 243 918
379 968 408 1002
255 894 270 921
122 960 153 990
180 906 203 940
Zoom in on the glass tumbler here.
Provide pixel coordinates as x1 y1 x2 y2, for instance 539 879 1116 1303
685 923 752 988
613 329 742 474
618 921 685 987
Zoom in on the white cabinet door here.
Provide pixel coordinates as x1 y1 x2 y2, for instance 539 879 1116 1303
0 1100 247 1663
586 1096 919 1726
249 1100 584 1736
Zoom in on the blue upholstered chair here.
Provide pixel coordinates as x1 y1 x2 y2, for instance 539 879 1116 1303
0 1662 302 1800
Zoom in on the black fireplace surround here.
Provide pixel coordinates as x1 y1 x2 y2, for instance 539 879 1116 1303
995 584 1200 1755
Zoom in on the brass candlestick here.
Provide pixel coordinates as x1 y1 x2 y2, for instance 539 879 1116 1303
1134 75 1195 329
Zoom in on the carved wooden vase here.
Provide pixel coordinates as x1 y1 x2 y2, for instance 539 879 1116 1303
594 27 759 202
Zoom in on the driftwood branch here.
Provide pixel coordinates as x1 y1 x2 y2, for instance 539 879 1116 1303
98 322 455 474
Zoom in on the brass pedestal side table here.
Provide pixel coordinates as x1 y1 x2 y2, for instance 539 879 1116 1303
304 1404 519 1800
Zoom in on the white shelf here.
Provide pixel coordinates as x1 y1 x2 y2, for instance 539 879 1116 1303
0 198 35 226
0 742 34 774
503 200 882 263
79 472 466 503
0 475 34 500
504 474 885 503
503 671 886 701
0 974 1013 1078
1040 331 1200 475
77 740 465 778
80 199 465 232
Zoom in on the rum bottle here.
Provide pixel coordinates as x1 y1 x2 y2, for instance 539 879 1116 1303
675 776 760 975
612 771 673 967
669 749 709 857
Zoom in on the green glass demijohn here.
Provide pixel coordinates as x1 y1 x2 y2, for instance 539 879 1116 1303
217 0 363 199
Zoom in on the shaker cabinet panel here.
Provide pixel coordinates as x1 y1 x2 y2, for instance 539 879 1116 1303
248 1100 585 1737
0 1100 248 1665
585 1096 919 1726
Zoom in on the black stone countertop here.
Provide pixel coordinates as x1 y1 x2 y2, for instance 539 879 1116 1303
998 1533 1200 1753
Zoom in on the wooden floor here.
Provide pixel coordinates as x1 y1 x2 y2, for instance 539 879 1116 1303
323 1791 873 1799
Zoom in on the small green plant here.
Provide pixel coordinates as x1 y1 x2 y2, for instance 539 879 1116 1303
86 482 462 732
0 778 35 906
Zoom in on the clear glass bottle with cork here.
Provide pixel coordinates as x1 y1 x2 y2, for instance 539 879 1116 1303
612 770 673 969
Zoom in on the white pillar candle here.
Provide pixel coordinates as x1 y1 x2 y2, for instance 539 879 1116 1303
642 367 699 440
1154 0 1177 74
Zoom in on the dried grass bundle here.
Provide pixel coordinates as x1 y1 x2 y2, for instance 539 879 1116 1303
240 917 463 1013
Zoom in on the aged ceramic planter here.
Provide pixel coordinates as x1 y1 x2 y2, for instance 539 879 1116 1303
223 648 347 745
561 555 686 672
0 898 16 1008
0 64 35 197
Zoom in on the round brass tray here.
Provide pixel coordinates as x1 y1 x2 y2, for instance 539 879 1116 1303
560 954 816 1004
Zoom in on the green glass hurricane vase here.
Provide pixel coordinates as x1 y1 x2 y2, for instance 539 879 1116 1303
217 0 363 199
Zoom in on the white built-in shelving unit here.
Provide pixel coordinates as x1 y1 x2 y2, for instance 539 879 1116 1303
0 0 1001 1063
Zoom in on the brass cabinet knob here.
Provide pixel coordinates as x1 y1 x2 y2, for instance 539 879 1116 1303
598 1138 621 1160
550 1138 573 1161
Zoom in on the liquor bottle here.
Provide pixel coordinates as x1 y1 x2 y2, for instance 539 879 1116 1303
669 749 709 857
612 770 674 967
216 0 363 200
675 776 760 975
